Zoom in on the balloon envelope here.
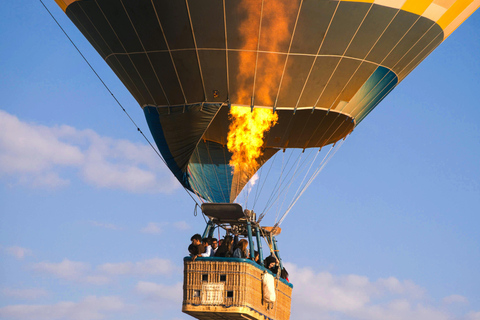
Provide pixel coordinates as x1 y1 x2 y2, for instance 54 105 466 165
56 0 479 203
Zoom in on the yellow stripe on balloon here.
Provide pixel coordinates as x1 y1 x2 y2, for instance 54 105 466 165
442 0 480 37
401 0 434 16
437 0 474 28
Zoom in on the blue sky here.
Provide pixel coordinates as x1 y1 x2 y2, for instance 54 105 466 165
1 1 479 320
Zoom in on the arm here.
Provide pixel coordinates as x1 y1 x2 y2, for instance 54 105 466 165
200 246 212 257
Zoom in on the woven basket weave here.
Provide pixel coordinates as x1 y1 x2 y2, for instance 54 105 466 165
182 257 292 320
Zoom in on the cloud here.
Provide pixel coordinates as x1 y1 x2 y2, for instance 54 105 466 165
285 263 473 320
173 221 191 231
140 221 191 234
135 281 182 303
466 311 480 320
2 288 49 300
443 294 469 305
4 246 32 259
30 258 178 285
141 222 164 234
0 110 179 193
97 258 177 277
31 259 91 282
0 295 124 320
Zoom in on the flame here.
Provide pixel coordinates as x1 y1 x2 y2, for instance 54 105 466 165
235 0 299 106
227 106 278 174
226 0 298 201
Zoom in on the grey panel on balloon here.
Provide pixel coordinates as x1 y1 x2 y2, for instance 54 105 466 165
383 17 436 72
298 56 341 108
67 2 114 57
152 0 195 50
96 0 143 52
104 56 142 106
130 53 167 106
396 25 443 79
122 0 168 52
198 50 228 102
319 1 371 56
188 0 226 49
276 54 316 108
115 54 152 105
324 58 362 110
366 10 419 65
148 51 185 106
290 0 337 55
171 50 204 104
345 5 397 59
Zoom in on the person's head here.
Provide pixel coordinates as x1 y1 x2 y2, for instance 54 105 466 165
254 250 259 262
224 235 233 244
264 255 277 269
222 235 233 249
238 239 248 252
202 238 212 246
191 234 202 245
188 244 198 256
211 238 218 249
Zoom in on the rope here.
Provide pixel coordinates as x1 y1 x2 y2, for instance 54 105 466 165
273 139 346 231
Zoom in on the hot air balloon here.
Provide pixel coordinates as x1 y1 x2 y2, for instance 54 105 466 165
54 0 478 319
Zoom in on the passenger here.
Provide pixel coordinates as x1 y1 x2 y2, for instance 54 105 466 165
264 255 278 274
200 238 214 257
263 255 289 281
211 238 218 255
215 235 233 257
233 239 249 258
254 250 261 264
188 244 198 257
232 234 239 253
280 267 289 282
190 234 205 253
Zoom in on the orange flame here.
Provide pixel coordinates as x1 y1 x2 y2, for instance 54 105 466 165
226 0 298 200
235 0 298 106
227 106 278 174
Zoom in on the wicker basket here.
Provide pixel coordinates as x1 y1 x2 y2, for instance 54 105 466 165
182 257 292 320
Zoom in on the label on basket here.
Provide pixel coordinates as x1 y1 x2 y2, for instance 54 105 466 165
201 283 225 305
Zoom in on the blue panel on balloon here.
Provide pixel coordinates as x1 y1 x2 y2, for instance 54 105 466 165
348 66 398 125
187 140 233 203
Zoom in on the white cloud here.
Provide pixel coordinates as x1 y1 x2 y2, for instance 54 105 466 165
141 222 164 234
4 246 32 259
173 221 191 231
2 288 49 300
31 259 90 282
135 281 182 303
466 311 480 320
97 258 177 277
0 295 124 320
0 110 179 193
285 263 468 320
140 221 191 234
443 294 469 305
30 258 177 284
